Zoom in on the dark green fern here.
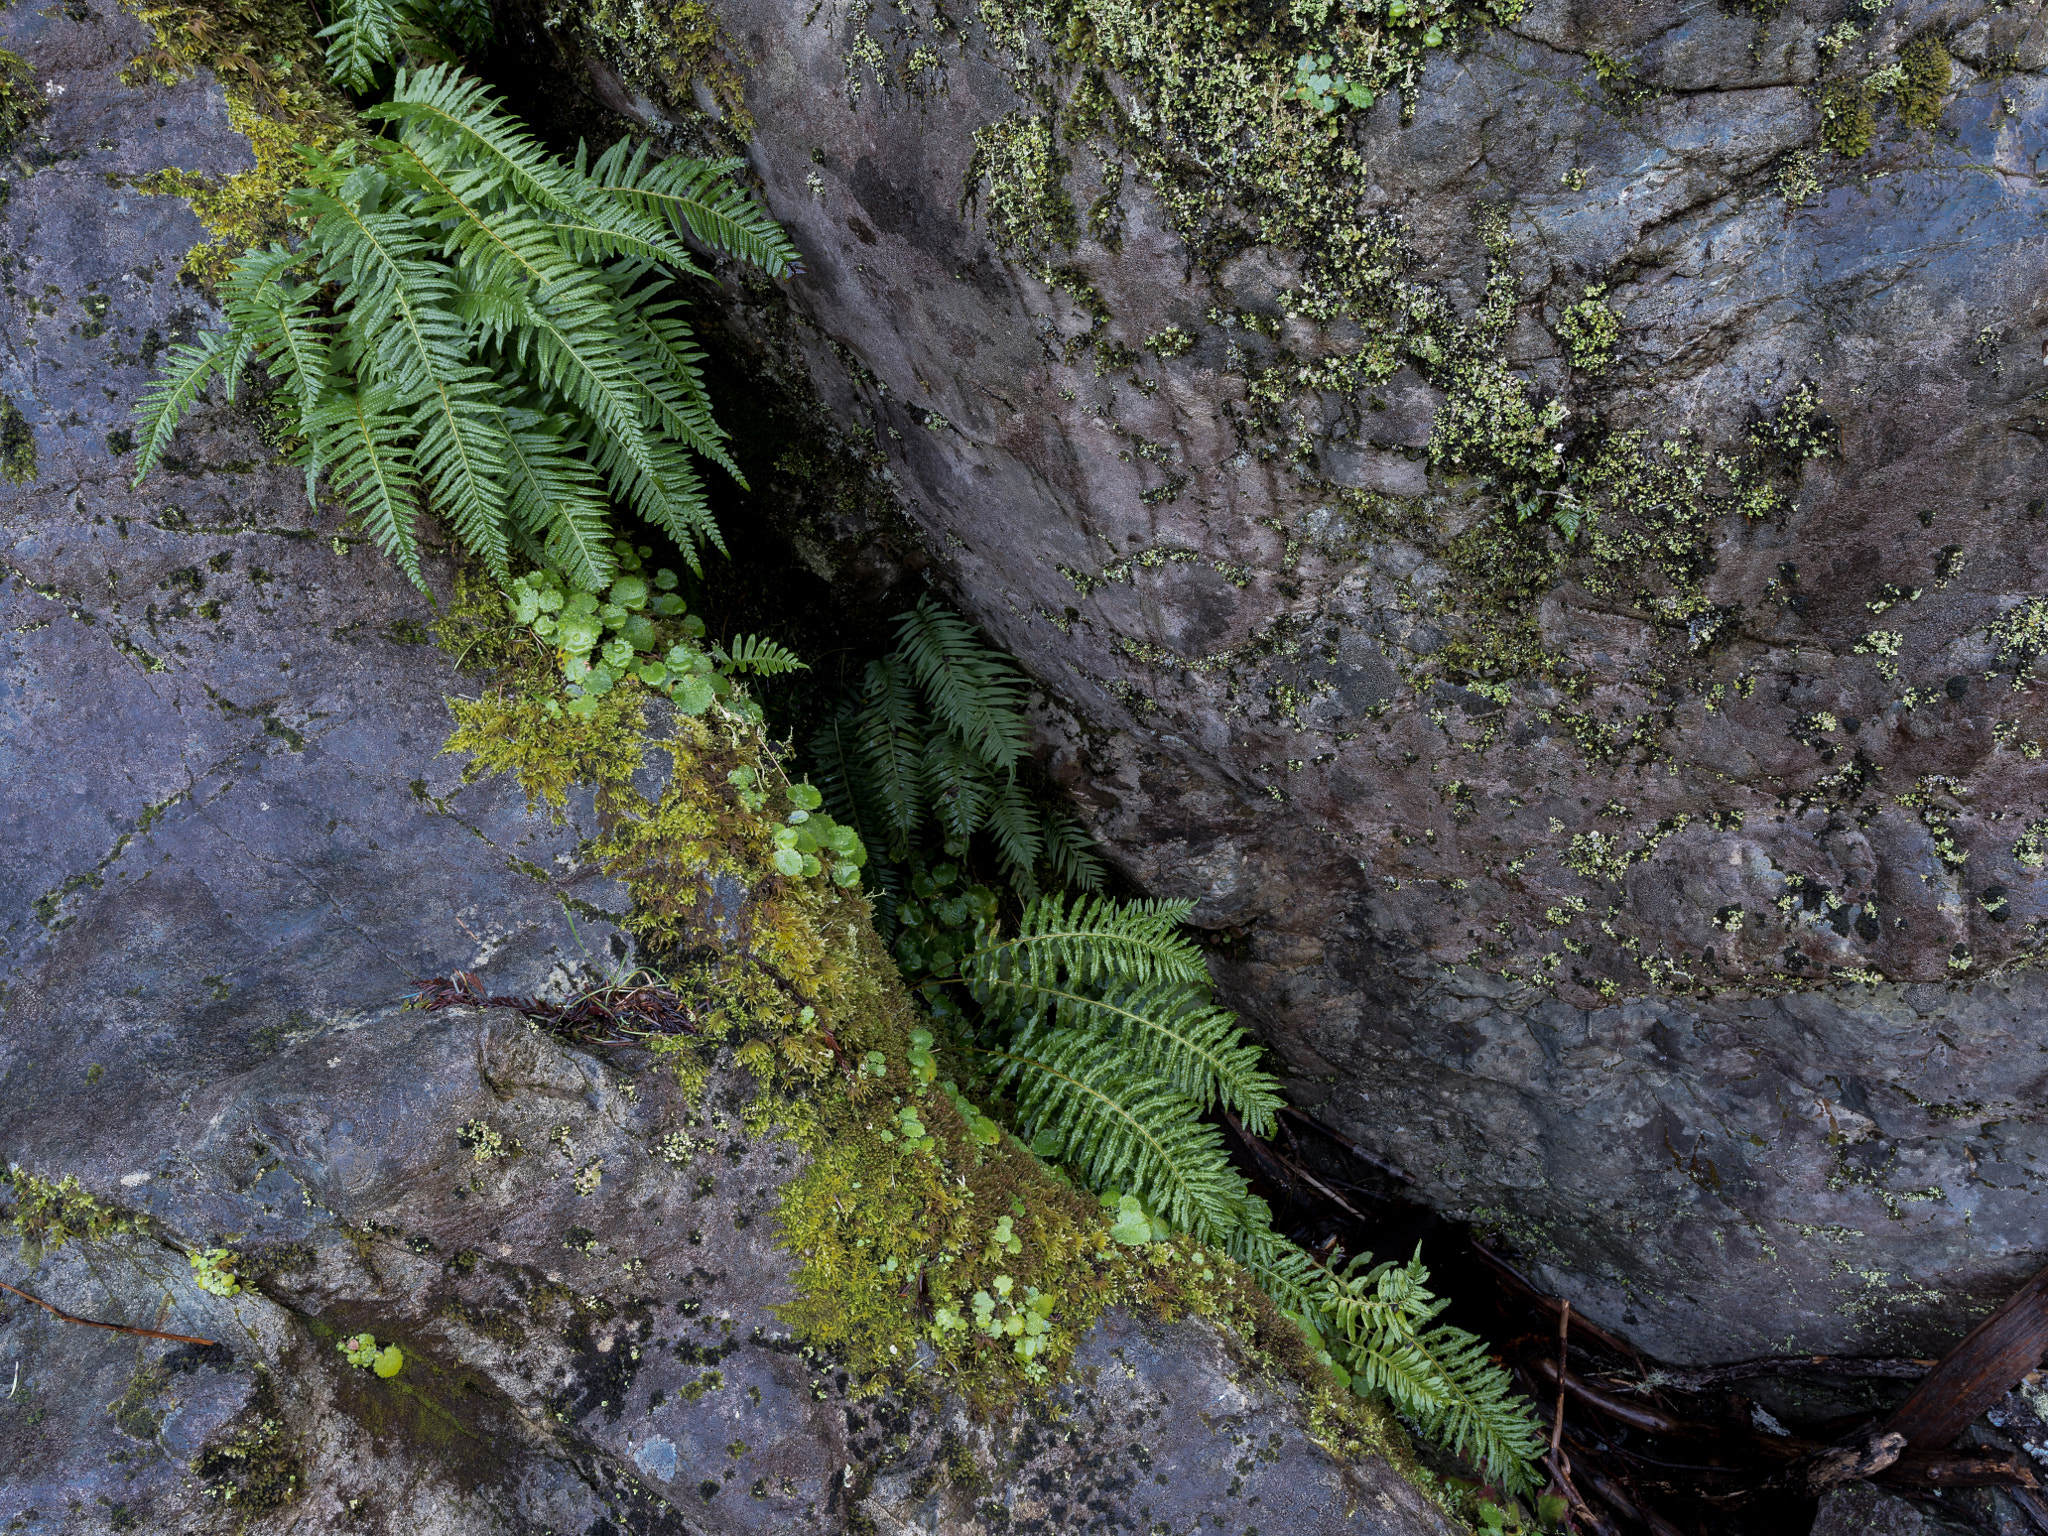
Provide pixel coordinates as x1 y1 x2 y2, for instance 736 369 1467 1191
808 597 1103 898
1325 1249 1547 1493
951 888 1543 1494
131 64 797 594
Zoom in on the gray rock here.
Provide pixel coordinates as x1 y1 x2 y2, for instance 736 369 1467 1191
0 4 1461 1530
556 0 2048 1361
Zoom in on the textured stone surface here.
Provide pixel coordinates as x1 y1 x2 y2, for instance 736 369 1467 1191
555 0 2048 1361
0 4 1458 1530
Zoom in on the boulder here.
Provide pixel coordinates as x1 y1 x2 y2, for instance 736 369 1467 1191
552 0 2048 1361
0 3 1460 1530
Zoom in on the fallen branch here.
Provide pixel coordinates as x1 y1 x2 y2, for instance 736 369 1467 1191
1881 1260 2048 1454
0 1278 218 1348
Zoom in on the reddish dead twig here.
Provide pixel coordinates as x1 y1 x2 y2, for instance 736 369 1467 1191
413 971 702 1048
0 1278 218 1348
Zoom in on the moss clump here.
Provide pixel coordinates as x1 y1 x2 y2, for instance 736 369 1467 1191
0 48 44 152
0 393 33 483
1896 36 1951 130
121 0 356 286
1820 79 1874 157
193 1370 303 1513
2 1167 142 1258
565 0 753 139
436 573 1378 1433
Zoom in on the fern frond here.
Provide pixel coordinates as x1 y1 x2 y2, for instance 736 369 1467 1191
983 776 1044 896
854 655 926 841
304 383 426 587
893 596 1031 774
406 375 510 575
809 699 904 922
587 139 798 277
129 328 242 484
500 403 615 590
370 66 582 217
1329 1251 1545 1494
978 1030 1248 1239
318 0 409 92
1226 1223 1330 1322
1041 807 1105 893
922 733 992 844
971 892 1209 995
994 980 1282 1137
717 635 807 675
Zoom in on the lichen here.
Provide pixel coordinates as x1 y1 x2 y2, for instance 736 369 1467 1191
548 0 754 139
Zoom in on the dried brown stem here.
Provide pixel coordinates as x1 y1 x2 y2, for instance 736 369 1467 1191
0 1279 218 1348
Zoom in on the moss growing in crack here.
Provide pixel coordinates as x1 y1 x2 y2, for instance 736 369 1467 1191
2 1167 143 1258
0 48 45 152
194 1370 303 1514
121 0 356 286
432 568 1408 1445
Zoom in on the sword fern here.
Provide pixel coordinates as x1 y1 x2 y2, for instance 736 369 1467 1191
131 63 797 595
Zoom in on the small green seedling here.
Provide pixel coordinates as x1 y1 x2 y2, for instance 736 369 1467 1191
339 1332 404 1377
189 1248 241 1297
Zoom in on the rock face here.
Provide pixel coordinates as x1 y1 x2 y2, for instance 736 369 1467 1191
0 3 1458 1530
558 0 2048 1361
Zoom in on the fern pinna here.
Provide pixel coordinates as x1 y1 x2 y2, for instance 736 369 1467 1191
131 64 797 593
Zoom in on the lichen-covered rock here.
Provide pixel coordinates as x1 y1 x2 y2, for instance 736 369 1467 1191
3 1004 1461 1534
549 0 2048 1362
0 3 1461 1529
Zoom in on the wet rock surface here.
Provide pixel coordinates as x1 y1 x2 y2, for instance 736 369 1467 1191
0 4 1459 1531
552 0 2048 1361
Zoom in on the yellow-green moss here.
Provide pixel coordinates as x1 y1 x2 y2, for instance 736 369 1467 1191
121 0 355 286
434 578 1390 1434
0 393 33 484
0 47 45 151
3 1167 143 1258
1896 36 1951 130
564 0 754 140
1820 78 1874 157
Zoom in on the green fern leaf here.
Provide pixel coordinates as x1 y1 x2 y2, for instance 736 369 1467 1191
993 979 1283 1137
129 329 243 484
318 0 409 91
304 383 427 587
854 656 926 842
500 403 616 590
971 892 1210 995
978 1030 1248 1239
718 635 807 675
370 66 583 216
1328 1250 1545 1494
587 139 799 277
892 597 1030 774
922 733 992 844
1040 808 1105 892
983 775 1043 897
